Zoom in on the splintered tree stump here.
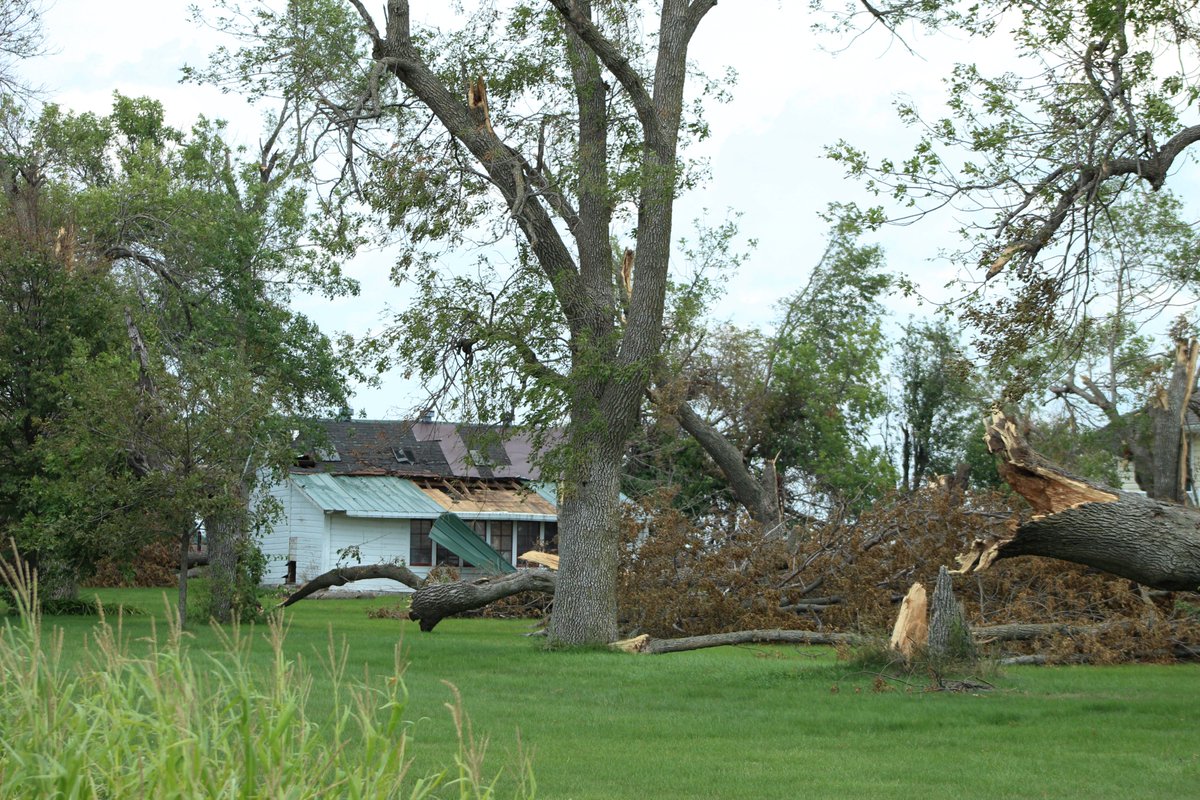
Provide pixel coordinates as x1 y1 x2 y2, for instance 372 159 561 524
889 582 929 660
928 566 976 664
956 412 1200 591
408 569 556 632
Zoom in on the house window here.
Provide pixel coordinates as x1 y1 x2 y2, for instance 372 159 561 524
410 519 433 566
516 521 540 557
436 545 461 567
491 520 513 564
543 521 558 553
456 520 486 568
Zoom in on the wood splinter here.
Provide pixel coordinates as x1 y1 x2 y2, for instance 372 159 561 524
468 76 495 136
956 411 1200 592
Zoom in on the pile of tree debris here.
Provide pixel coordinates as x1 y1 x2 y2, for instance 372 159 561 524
281 414 1200 663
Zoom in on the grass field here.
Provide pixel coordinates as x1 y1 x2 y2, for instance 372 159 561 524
26 587 1200 799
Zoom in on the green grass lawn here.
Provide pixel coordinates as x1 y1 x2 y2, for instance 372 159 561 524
35 587 1200 799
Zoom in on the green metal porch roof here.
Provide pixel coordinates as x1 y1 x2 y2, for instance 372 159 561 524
291 473 445 518
430 513 517 574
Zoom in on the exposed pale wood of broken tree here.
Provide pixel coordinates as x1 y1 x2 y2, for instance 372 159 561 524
409 569 556 632
956 411 1200 591
888 582 928 659
518 550 560 570
610 629 866 654
277 563 425 608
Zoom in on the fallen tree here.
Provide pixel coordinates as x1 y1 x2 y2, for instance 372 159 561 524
607 621 1127 655
278 564 425 608
408 569 556 632
612 629 865 654
957 412 1200 592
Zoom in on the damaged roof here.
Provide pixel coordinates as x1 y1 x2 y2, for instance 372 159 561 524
290 472 557 520
294 419 554 480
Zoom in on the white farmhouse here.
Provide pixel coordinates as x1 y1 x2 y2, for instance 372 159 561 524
259 418 558 592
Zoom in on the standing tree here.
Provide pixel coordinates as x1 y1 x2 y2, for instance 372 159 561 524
895 319 981 493
660 220 896 524
196 0 720 643
0 95 352 620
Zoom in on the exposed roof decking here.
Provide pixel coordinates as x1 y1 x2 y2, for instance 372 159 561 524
415 479 558 519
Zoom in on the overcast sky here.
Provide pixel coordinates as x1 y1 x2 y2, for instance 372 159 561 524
25 0 1158 418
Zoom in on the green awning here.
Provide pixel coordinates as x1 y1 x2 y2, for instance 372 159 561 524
430 512 517 574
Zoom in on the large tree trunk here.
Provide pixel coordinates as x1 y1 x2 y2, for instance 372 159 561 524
957 412 1200 591
205 484 250 624
548 451 624 644
410 569 556 632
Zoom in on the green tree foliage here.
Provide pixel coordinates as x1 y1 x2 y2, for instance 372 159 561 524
646 220 897 521
0 216 126 599
0 95 353 617
193 0 723 643
895 319 986 491
766 224 895 511
824 0 1200 387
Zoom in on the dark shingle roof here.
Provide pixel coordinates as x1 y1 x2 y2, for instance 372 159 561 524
294 420 550 480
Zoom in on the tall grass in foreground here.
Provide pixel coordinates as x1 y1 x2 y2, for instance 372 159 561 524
0 554 533 799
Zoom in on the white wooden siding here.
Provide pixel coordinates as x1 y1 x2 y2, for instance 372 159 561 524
258 480 329 585
325 516 420 593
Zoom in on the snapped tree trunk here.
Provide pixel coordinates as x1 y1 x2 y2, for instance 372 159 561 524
1148 338 1199 503
410 569 556 632
957 412 1200 591
927 566 975 664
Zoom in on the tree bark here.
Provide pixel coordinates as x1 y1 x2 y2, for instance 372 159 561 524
611 629 865 654
1148 338 1198 503
177 525 191 628
547 451 623 644
204 483 250 624
957 412 1200 591
278 563 426 608
409 569 556 632
927 566 975 663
